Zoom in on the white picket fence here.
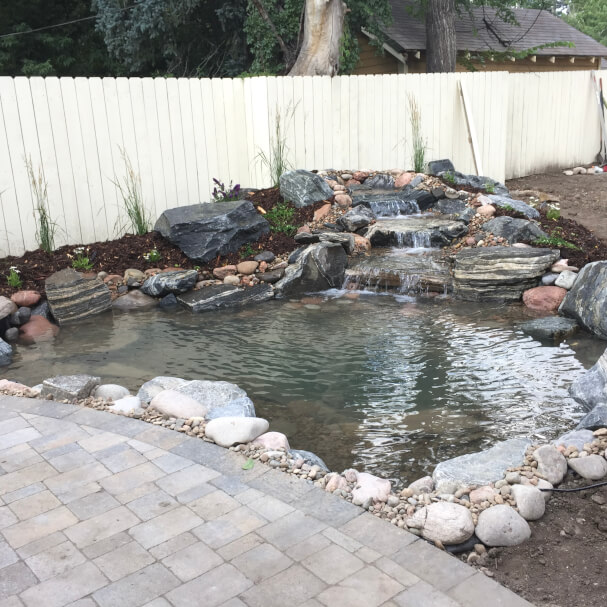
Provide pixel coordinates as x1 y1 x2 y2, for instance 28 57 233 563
0 70 605 257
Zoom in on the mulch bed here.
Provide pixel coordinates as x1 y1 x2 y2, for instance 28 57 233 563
0 187 328 299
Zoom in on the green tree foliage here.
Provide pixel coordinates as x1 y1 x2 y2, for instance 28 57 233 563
565 0 607 45
0 0 113 76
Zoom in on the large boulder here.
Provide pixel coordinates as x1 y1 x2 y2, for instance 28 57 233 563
288 449 329 471
433 438 531 487
204 416 269 447
155 200 270 263
433 199 476 224
140 270 198 297
0 339 12 367
486 194 538 218
475 505 531 546
175 379 255 419
178 284 273 313
279 170 334 208
338 205 376 232
274 242 347 298
44 269 111 324
481 216 547 244
453 247 559 301
559 261 607 339
438 172 509 197
576 403 607 430
41 374 100 400
569 349 607 411
351 472 391 506
137 376 188 405
407 502 475 545
427 159 455 176
365 217 467 248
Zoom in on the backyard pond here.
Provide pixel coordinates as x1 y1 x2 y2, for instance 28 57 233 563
6 292 603 485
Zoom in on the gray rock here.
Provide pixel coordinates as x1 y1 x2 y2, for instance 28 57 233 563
365 173 394 189
568 454 607 480
453 246 559 301
427 159 455 176
338 205 376 232
0 339 12 366
475 505 531 546
365 217 467 248
177 284 273 313
553 429 595 451
288 449 329 472
45 269 111 325
279 170 334 208
112 290 158 310
407 502 474 545
433 438 531 487
433 199 476 224
254 251 275 263
576 403 607 431
150 390 208 419
533 445 567 485
288 248 306 265
510 484 545 520
9 307 30 327
274 242 348 298
41 374 100 401
319 232 355 255
0 297 17 321
352 191 435 216
205 397 256 420
141 270 198 298
94 384 131 401
257 270 284 284
569 349 607 411
158 293 179 308
3 328 18 343
439 172 509 197
30 300 52 320
486 195 539 219
541 273 559 286
174 380 255 419
294 232 320 245
137 376 188 405
555 270 577 290
408 476 434 494
109 396 143 416
155 200 270 263
519 317 578 341
481 216 547 244
559 261 607 339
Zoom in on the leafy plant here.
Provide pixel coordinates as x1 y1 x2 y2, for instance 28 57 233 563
501 204 515 212
212 178 241 202
240 243 256 259
408 94 427 173
70 247 93 271
113 148 152 236
546 207 561 221
6 266 22 289
534 231 580 251
256 106 293 187
265 201 296 236
483 182 496 194
26 157 57 254
443 170 456 185
143 248 162 263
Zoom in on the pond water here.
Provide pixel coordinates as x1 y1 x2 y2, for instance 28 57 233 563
6 291 603 486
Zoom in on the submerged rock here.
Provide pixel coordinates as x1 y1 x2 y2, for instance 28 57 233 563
407 502 474 545
19 316 59 343
523 286 567 312
288 449 329 471
155 200 270 263
141 270 198 298
279 170 334 208
205 416 269 447
481 216 546 244
475 505 531 546
41 374 100 401
178 284 273 313
553 429 594 451
519 317 578 341
112 290 158 310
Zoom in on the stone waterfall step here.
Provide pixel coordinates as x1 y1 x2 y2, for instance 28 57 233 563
344 248 453 294
365 217 468 249
351 189 436 217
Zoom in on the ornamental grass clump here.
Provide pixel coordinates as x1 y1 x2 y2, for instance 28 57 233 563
408 94 427 173
26 157 57 254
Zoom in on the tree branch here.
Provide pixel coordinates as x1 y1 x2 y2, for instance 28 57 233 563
250 0 293 66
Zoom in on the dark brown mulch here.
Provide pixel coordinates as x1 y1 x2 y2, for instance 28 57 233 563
0 187 327 299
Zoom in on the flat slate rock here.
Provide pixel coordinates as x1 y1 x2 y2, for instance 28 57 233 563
576 403 607 430
178 283 273 312
155 200 270 263
365 216 467 248
45 268 112 325
427 159 455 176
338 205 376 232
453 246 559 302
486 195 539 219
433 438 531 487
519 316 578 341
352 190 435 216
482 216 547 244
279 170 334 208
438 171 509 197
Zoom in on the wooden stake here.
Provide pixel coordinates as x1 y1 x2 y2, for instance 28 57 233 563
459 81 484 176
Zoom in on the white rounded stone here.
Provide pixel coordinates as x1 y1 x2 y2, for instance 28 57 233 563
408 476 434 494
94 384 131 401
510 484 545 521
407 502 474 545
352 472 391 506
109 396 143 415
252 431 290 450
533 445 567 485
205 416 269 448
150 390 208 419
475 505 531 547
568 454 607 480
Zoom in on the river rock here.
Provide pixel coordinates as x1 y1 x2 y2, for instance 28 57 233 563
155 200 270 263
555 270 577 290
204 416 269 447
568 454 607 480
150 389 208 419
523 286 567 312
408 476 434 494
553 429 595 451
438 172 509 197
178 283 273 312
0 297 17 321
11 291 41 307
519 317 578 341
476 505 531 546
365 173 395 189
533 445 567 485
0 379 29 391
236 261 258 275
510 484 545 520
325 473 349 493
41 374 100 400
174 380 254 419
352 472 391 505
427 159 455 176
94 384 130 401
45 269 111 324
279 170 334 208
481 216 547 244
10 307 31 326
252 431 290 450
254 251 275 263
541 273 559 286
407 502 474 545
569 349 607 411
3 328 18 343
112 290 158 310
110 396 143 415
469 486 495 504
137 376 188 405
486 194 538 218
124 269 145 285
434 199 476 224
433 438 531 487
159 293 179 308
366 216 467 248
141 270 198 297
453 247 559 301
576 404 607 430
18 316 59 343
257 270 284 284
338 205 376 232
559 261 607 339
0 339 12 367
288 449 329 471
274 242 347 298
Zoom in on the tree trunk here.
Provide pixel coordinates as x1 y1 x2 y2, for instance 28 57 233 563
425 0 457 73
289 0 346 76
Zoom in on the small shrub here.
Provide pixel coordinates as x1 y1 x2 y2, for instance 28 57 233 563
212 178 241 202
113 149 151 236
265 201 296 236
70 247 93 271
6 266 22 289
483 182 496 194
26 157 57 254
143 248 162 263
443 170 456 185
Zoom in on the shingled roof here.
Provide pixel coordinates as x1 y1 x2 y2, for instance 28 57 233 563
381 2 607 57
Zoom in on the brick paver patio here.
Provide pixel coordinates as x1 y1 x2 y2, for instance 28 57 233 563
0 395 532 607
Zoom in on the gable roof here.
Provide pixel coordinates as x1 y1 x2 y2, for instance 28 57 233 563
381 2 607 57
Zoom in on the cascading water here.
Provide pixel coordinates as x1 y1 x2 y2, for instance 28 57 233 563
368 199 420 217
